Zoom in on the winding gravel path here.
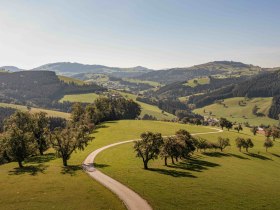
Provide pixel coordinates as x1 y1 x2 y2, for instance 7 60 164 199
83 127 223 210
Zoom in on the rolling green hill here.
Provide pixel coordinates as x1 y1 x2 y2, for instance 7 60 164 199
194 97 278 125
59 93 100 103
96 125 280 210
116 91 175 120
0 120 211 210
135 61 264 84
0 103 70 119
58 75 85 85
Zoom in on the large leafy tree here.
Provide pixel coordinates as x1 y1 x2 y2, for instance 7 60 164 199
217 137 230 152
160 136 182 165
264 138 273 152
32 112 50 155
50 123 92 166
2 111 36 168
175 129 196 159
134 132 163 169
243 138 254 152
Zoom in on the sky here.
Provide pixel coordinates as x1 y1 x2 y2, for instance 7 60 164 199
0 0 280 69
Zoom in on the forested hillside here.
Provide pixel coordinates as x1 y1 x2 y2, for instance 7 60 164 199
189 70 280 119
0 71 105 109
135 61 263 84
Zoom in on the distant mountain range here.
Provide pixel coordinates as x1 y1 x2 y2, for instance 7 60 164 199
31 62 153 78
0 62 153 78
0 66 26 72
1 61 279 83
134 61 271 84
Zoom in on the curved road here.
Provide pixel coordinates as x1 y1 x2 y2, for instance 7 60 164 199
83 127 223 210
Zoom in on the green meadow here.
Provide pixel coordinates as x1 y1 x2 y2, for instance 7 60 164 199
96 126 280 210
194 97 278 126
58 75 85 85
59 90 173 120
0 120 209 210
0 103 70 119
116 91 175 120
59 92 100 103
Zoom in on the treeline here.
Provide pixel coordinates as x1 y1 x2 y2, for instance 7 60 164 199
134 127 279 170
269 95 280 120
0 97 141 166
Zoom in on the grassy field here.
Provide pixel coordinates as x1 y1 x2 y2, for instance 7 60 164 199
0 103 70 119
116 91 175 120
59 90 174 120
0 120 212 210
59 93 100 103
184 77 210 87
194 97 278 126
95 126 280 210
123 78 161 87
58 75 85 85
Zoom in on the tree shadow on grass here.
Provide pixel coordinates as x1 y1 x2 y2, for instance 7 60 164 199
245 153 272 160
26 153 56 164
271 153 280 158
203 152 250 160
94 163 110 168
202 152 230 157
9 164 48 176
148 168 197 178
168 158 220 173
227 153 249 160
61 165 82 176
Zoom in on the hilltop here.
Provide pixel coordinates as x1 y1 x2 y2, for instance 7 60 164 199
32 62 153 78
135 61 267 84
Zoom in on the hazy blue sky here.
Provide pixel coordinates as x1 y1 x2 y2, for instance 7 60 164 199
0 0 280 69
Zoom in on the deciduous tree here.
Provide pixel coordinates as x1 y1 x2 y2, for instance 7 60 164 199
134 132 163 169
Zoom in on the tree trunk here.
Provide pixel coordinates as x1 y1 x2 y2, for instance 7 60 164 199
39 148 44 156
220 148 223 152
239 147 241 152
246 148 248 152
18 160 23 168
164 157 167 166
175 157 178 162
63 157 68 166
171 156 174 164
143 160 148 169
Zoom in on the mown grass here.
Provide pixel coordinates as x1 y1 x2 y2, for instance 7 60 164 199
58 75 85 85
116 91 175 120
0 103 70 119
59 93 100 103
0 120 210 210
96 126 280 210
122 78 161 87
184 77 210 87
194 97 278 126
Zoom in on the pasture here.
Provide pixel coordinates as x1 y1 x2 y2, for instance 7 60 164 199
96 126 280 210
194 97 278 126
0 120 210 210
